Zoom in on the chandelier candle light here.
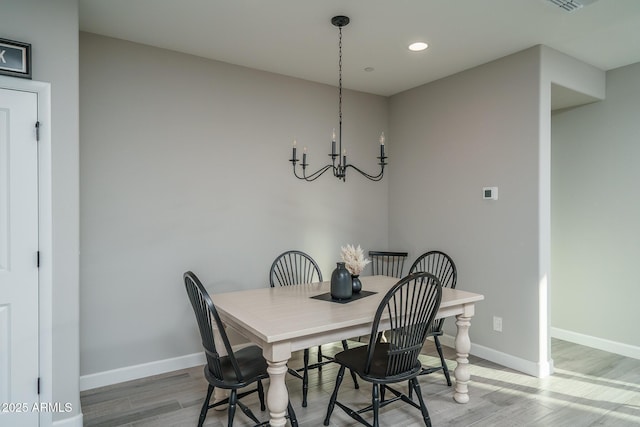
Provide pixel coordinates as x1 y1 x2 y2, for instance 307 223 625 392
289 15 387 182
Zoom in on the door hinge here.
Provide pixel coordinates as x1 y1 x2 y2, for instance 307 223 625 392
37 251 40 268
37 377 40 395
35 121 40 142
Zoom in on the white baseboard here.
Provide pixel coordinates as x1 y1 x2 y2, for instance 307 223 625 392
80 352 205 391
53 414 83 427
440 334 552 378
82 329 636 393
551 327 640 360
86 332 605 393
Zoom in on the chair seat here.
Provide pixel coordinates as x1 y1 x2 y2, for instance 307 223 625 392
204 345 268 389
427 326 443 336
335 343 422 384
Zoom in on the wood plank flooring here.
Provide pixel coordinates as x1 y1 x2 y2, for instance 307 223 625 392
80 339 640 426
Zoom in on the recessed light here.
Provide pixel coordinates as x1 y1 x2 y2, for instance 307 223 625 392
364 67 375 72
408 42 428 52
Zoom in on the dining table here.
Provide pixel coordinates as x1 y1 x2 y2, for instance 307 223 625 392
211 275 484 426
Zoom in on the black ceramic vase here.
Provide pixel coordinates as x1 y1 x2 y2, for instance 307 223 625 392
351 275 362 294
330 262 352 300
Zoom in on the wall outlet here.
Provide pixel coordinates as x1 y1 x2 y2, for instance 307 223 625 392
493 316 503 332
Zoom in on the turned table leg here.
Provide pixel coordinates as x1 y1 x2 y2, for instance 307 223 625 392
453 313 471 403
266 359 290 426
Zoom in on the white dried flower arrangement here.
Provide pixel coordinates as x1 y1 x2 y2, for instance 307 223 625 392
340 244 371 276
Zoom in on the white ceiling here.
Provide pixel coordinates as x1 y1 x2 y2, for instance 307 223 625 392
79 0 640 97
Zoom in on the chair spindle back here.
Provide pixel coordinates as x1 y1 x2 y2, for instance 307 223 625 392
270 250 323 287
369 251 409 278
365 272 442 377
409 251 457 333
184 271 244 383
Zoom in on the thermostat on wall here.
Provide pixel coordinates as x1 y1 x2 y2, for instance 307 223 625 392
483 187 498 200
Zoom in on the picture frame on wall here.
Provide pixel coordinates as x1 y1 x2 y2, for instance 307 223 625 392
0 38 32 79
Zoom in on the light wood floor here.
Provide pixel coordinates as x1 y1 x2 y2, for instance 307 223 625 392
80 339 640 426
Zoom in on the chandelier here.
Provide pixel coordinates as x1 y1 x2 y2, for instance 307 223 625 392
289 15 387 182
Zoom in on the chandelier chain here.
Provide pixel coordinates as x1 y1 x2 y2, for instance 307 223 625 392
338 26 343 146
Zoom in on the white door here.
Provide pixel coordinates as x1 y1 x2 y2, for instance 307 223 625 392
0 88 39 426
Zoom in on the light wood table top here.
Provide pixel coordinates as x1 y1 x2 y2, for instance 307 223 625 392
212 275 484 426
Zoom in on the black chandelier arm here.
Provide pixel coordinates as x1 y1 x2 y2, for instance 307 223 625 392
343 162 386 181
292 162 335 182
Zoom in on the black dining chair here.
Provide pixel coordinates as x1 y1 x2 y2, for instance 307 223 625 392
369 251 409 278
184 271 298 427
323 272 443 427
409 250 458 386
367 251 409 344
269 250 358 407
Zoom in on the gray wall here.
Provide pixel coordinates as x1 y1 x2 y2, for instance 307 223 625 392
388 45 605 372
79 33 390 375
389 47 544 362
551 61 640 348
0 0 80 423
79 36 616 379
